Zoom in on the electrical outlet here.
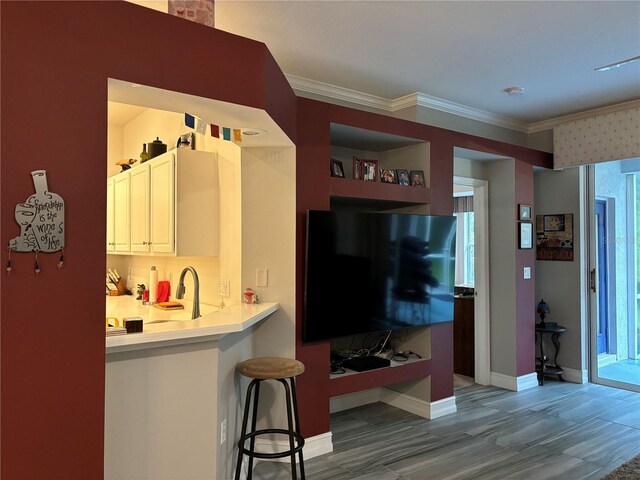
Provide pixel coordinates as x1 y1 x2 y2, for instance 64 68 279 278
218 280 230 298
256 268 268 287
523 267 531 279
220 418 227 445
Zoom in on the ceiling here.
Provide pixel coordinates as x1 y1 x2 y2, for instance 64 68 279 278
108 79 293 147
215 1 640 125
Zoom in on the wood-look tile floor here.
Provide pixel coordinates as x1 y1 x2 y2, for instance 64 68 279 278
252 379 640 480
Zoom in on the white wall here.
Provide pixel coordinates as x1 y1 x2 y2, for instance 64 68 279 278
454 157 518 378
534 167 585 372
121 108 184 162
107 254 221 306
107 124 124 177
240 146 297 430
485 160 517 377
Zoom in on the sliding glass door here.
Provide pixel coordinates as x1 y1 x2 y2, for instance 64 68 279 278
589 161 640 391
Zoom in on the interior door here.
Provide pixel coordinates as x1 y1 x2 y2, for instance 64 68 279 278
595 199 609 354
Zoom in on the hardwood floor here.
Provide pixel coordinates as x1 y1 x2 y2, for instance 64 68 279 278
253 379 640 479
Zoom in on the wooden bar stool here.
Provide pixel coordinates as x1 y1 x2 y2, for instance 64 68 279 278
234 357 306 480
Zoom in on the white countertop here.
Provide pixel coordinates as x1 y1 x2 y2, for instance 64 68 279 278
105 295 279 354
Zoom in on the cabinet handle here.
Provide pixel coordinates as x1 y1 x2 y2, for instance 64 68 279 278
142 241 147 245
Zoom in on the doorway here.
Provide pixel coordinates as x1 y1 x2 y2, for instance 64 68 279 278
589 161 640 391
453 176 490 385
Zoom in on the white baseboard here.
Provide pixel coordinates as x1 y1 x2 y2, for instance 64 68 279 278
380 388 431 418
562 367 588 383
331 387 456 419
330 389 381 413
254 431 333 463
491 372 538 391
426 396 457 419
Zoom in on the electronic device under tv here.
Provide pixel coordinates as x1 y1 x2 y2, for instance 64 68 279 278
303 210 457 343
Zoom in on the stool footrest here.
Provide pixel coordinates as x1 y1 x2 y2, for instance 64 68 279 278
239 428 305 459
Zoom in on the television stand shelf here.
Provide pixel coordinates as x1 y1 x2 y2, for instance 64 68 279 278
329 357 431 397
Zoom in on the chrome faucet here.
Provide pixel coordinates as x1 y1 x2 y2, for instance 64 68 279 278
176 266 201 319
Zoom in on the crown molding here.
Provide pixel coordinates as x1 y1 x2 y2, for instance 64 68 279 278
391 92 529 132
285 74 392 112
286 74 639 136
527 99 640 133
287 74 529 132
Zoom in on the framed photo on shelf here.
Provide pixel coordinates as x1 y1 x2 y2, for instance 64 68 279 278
409 170 425 187
397 169 410 186
380 168 397 184
362 159 379 182
519 222 533 249
330 159 345 178
352 156 362 180
519 204 532 221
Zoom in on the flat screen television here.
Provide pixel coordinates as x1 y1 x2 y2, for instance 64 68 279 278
303 210 456 343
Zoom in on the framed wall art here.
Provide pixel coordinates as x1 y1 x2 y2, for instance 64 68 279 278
519 222 533 249
519 204 532 221
536 214 573 261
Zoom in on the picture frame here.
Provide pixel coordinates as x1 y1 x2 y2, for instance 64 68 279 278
519 222 533 249
362 159 379 182
330 159 345 178
536 214 573 261
380 168 397 184
519 204 532 221
352 156 362 180
409 170 425 187
397 169 410 186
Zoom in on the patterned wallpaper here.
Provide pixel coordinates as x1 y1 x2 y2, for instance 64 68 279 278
553 106 640 169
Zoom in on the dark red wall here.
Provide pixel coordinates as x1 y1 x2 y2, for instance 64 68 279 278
2 1 552 475
0 2 296 478
294 99 552 436
515 160 536 376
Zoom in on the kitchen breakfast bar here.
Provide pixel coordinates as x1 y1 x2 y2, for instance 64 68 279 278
105 297 280 480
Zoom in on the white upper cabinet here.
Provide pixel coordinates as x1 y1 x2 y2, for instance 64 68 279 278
113 172 131 253
106 177 115 252
149 153 175 253
130 163 150 253
107 149 218 257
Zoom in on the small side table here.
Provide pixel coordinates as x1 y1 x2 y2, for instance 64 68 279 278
535 324 567 385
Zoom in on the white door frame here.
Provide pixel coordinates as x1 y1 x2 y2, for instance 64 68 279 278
586 165 640 392
454 176 490 385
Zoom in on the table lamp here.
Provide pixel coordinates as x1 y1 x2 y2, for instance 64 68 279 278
537 299 550 327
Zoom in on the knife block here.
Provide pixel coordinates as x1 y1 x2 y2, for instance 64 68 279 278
110 278 128 296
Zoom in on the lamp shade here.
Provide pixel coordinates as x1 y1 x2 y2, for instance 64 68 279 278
537 299 550 314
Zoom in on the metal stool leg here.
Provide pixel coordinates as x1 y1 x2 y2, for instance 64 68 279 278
235 379 259 480
246 380 262 480
290 377 305 479
278 379 298 480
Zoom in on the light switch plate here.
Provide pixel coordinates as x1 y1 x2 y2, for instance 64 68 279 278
256 268 268 287
523 267 531 279
218 279 230 298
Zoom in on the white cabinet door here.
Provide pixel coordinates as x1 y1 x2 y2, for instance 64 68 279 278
106 177 115 252
130 164 150 253
150 153 175 253
113 172 130 253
